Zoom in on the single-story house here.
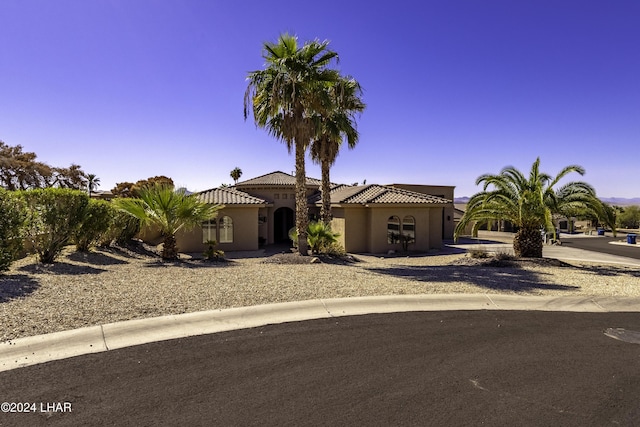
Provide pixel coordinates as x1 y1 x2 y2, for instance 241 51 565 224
174 171 454 254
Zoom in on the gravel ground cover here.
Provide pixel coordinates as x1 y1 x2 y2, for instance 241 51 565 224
2 245 640 342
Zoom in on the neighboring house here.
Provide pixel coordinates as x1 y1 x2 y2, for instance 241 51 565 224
174 171 453 254
90 190 113 201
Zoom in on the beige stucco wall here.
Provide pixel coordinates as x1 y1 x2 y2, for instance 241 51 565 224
175 206 260 253
390 184 455 240
329 214 347 250
331 205 446 254
339 207 369 253
429 208 443 248
378 207 429 253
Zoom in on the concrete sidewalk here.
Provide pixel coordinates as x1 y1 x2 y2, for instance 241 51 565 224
2 294 640 373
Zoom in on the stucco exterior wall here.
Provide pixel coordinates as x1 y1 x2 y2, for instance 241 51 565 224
366 206 432 253
331 205 446 254
340 207 368 253
329 212 347 250
389 184 455 240
175 206 260 252
429 207 444 248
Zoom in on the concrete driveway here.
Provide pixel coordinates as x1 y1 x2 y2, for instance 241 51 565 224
451 231 640 267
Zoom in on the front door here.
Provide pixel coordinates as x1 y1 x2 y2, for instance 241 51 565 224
274 207 294 243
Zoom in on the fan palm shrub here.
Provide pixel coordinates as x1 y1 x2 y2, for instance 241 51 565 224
289 221 341 255
113 184 222 260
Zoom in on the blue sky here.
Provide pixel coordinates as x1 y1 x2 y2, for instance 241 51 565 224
1 1 638 197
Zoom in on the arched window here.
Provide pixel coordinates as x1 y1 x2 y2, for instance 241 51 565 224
402 216 415 241
202 219 216 244
387 216 400 244
219 216 233 243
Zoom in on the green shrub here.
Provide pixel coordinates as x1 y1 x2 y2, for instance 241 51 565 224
73 199 113 251
99 208 141 247
290 221 341 255
20 188 89 263
0 189 27 272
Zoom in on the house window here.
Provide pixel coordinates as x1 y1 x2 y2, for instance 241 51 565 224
387 216 400 244
219 216 233 243
402 216 415 241
274 194 280 199
202 219 217 243
282 193 287 199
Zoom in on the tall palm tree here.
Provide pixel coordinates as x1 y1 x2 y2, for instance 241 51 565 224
86 174 100 197
245 33 341 255
113 184 222 260
454 158 607 257
310 77 365 224
230 167 242 184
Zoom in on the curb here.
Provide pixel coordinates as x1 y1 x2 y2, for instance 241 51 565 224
2 294 640 372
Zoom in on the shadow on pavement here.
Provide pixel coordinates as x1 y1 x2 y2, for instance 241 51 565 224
576 264 640 278
365 264 579 293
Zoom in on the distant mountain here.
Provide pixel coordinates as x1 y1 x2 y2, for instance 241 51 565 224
600 197 640 206
454 196 640 206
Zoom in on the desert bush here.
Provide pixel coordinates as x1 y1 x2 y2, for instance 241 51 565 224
320 241 346 257
0 189 27 272
618 205 640 229
494 250 515 261
203 240 225 261
468 248 490 258
73 199 113 251
20 188 89 263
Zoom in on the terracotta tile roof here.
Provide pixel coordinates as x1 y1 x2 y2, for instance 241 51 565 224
197 187 268 205
235 171 322 187
310 184 451 205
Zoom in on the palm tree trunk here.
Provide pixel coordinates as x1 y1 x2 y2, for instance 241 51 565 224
295 141 309 255
162 234 178 260
320 158 332 225
513 227 543 257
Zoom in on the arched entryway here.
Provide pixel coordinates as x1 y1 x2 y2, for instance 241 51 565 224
274 207 294 243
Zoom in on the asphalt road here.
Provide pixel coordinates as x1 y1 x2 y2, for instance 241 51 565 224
1 311 639 426
561 234 640 260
